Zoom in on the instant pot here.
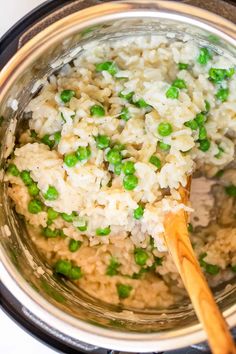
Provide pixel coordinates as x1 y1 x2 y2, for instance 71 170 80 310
0 1 236 353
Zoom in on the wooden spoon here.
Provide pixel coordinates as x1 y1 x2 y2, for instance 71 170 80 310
164 177 236 354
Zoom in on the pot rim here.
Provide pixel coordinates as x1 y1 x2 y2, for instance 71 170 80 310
0 1 236 351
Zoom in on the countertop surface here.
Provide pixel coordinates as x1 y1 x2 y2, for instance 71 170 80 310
0 2 55 354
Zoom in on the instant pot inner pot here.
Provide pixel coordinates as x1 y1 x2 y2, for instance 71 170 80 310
1 15 236 333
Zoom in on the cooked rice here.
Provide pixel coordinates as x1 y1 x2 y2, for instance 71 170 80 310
5 36 236 308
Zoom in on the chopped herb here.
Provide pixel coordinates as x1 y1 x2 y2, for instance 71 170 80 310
204 100 211 114
134 98 151 109
30 130 37 139
77 223 87 232
53 131 61 145
195 113 206 127
178 63 189 70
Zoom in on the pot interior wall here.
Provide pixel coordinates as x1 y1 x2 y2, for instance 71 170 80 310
0 14 236 333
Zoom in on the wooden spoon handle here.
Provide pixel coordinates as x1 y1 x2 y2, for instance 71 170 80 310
164 186 236 354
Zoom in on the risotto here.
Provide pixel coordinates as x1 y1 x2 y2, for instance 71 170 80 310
5 36 236 309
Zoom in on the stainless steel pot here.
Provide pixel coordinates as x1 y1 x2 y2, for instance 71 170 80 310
0 1 236 352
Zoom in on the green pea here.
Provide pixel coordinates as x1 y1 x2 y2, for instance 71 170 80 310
158 141 171 151
178 63 189 70
158 122 173 137
61 211 77 223
195 113 206 127
42 227 58 238
198 139 211 152
188 223 193 233
95 61 118 76
69 266 82 280
208 68 234 83
133 205 144 220
215 88 229 102
118 91 134 102
166 86 179 99
30 130 37 139
28 183 39 197
198 126 207 140
20 170 33 186
119 107 131 121
197 47 212 65
134 248 148 266
123 175 138 190
106 258 120 276
134 98 151 109
149 155 161 169
47 207 59 220
28 199 43 214
96 226 111 236
7 163 20 176
172 78 187 89
44 186 59 201
106 149 122 165
122 161 135 175
77 223 87 232
64 153 78 167
90 104 105 117
95 134 110 150
225 185 236 197
116 283 133 299
41 134 55 149
204 100 211 114
184 119 198 130
54 259 72 277
60 90 75 103
53 131 61 145
69 239 82 252
76 146 91 162
215 146 224 159
114 163 122 175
